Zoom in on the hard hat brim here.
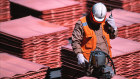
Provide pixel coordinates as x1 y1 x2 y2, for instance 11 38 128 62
94 16 105 22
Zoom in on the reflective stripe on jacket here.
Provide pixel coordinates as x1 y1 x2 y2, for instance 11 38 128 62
80 16 112 61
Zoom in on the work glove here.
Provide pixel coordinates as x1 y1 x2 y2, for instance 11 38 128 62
106 16 117 31
77 53 88 65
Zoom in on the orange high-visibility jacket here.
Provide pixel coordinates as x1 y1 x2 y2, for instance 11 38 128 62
80 16 112 61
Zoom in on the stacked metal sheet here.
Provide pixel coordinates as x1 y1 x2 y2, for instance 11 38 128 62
106 9 140 42
111 37 140 79
61 45 85 79
112 51 140 79
9 0 83 37
0 0 11 22
73 0 87 13
0 16 69 69
0 52 49 79
86 0 140 13
61 37 140 79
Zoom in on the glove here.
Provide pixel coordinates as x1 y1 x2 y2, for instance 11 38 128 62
106 16 117 31
77 53 88 65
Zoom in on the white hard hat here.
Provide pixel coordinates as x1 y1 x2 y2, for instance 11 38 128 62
92 3 107 22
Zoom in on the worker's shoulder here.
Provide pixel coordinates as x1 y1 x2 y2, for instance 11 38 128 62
76 16 86 24
80 16 86 20
76 20 82 25
75 20 83 29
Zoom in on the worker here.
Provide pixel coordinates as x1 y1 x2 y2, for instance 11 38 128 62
71 3 117 68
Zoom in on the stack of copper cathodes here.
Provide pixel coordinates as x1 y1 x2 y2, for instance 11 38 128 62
0 16 69 69
0 52 50 79
10 0 83 37
0 0 11 22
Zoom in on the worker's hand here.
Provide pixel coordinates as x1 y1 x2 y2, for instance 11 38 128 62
77 53 88 65
106 16 117 31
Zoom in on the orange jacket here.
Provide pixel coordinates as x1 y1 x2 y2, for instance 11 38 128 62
80 16 112 61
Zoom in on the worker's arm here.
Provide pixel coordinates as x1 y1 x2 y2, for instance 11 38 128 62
104 17 118 39
71 20 84 54
72 20 88 65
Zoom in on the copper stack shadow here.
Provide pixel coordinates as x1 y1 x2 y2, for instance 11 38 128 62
0 0 11 22
61 45 85 79
9 0 83 37
0 52 49 79
106 9 140 42
61 37 140 79
0 16 69 69
86 0 140 13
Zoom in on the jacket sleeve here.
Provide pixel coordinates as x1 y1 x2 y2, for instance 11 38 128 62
71 20 84 54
